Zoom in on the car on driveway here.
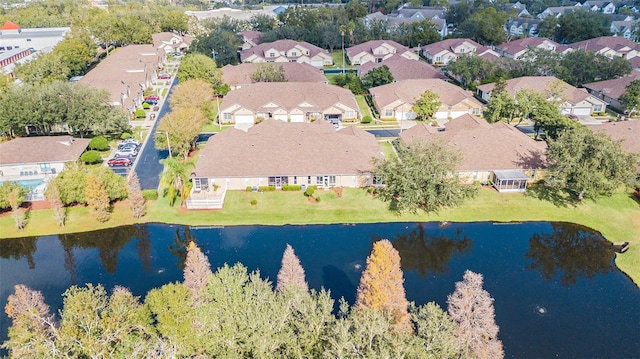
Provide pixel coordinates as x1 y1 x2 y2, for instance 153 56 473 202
115 147 138 157
118 142 139 151
158 73 171 79
144 95 160 101
566 114 579 121
144 99 158 106
108 157 133 167
120 139 140 146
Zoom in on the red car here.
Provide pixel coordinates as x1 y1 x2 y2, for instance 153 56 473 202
158 73 171 79
144 95 160 101
108 157 132 167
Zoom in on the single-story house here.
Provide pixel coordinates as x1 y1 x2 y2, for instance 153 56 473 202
399 114 547 192
0 136 90 200
240 39 332 68
421 38 499 66
495 38 571 60
358 55 447 81
219 82 360 128
187 120 383 209
476 76 608 116
152 32 192 54
221 62 328 90
346 40 419 66
239 30 262 50
369 79 483 121
79 44 164 114
583 71 640 112
569 36 640 60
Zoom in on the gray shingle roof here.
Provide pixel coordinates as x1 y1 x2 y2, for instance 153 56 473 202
0 136 90 165
358 55 446 81
369 79 481 108
194 120 382 177
221 62 327 87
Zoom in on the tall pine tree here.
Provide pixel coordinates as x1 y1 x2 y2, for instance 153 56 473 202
276 244 308 293
183 242 212 304
126 171 146 218
355 239 411 334
85 174 110 222
447 270 503 359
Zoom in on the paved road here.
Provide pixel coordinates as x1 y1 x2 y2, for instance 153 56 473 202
133 78 176 190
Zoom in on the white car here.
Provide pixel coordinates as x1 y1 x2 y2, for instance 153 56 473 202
115 147 138 157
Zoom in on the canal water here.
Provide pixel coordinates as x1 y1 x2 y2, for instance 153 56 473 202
0 222 638 358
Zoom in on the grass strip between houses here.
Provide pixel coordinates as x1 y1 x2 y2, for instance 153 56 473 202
1 187 639 287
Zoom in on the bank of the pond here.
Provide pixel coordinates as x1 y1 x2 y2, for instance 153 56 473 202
1 187 639 285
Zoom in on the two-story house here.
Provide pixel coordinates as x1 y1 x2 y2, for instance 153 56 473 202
240 39 332 68
346 40 418 66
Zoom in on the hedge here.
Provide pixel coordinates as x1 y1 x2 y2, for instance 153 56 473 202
80 151 102 164
361 115 373 124
282 185 302 191
304 187 315 197
142 190 158 200
88 136 109 151
258 186 276 192
135 109 146 118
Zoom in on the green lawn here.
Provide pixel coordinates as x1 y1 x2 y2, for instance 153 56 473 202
328 50 356 70
379 141 396 159
2 187 638 286
356 95 373 119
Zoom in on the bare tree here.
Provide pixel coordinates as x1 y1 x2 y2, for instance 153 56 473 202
276 244 308 293
8 187 25 229
4 285 59 357
183 242 212 304
447 270 503 359
355 239 412 334
47 180 66 226
127 171 146 218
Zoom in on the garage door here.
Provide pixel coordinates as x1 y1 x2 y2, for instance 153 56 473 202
290 114 304 122
274 114 288 121
435 111 448 120
234 115 254 124
311 60 323 68
450 111 468 119
573 107 591 116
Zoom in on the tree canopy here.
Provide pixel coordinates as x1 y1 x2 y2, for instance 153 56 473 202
362 65 394 89
412 90 441 121
619 79 640 114
176 53 224 90
546 128 639 200
372 139 478 213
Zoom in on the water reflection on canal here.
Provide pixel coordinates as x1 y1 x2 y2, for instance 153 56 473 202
0 222 638 358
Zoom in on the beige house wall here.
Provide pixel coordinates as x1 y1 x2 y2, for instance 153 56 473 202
205 174 370 190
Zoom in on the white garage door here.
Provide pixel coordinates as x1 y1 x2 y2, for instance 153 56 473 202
274 114 288 121
234 115 254 124
290 114 304 122
435 111 448 120
450 111 468 119
311 60 323 68
573 107 591 116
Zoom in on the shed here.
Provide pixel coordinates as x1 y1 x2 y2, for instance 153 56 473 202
493 170 530 193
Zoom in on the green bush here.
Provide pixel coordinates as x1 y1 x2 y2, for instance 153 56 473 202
361 115 373 124
88 136 109 151
143 189 159 200
258 186 276 192
246 186 254 192
135 109 146 118
282 185 302 191
315 196 321 203
142 102 151 109
80 151 102 164
121 133 132 140
304 187 315 197
250 199 258 205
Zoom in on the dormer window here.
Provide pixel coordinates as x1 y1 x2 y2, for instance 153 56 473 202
270 52 275 57
291 51 297 57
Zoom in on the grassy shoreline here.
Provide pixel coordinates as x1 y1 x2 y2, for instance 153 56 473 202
1 187 638 286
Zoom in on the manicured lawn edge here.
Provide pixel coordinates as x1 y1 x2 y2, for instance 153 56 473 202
1 187 639 286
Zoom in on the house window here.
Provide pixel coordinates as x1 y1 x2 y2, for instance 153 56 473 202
345 111 355 118
294 176 297 184
435 56 441 62
308 176 312 184
269 52 275 57
39 163 52 173
385 109 393 117
194 178 209 191
594 105 603 112
472 108 480 115
268 176 288 188
291 52 297 57
26 38 31 42
373 175 384 186
316 175 336 187
224 113 231 120
460 48 464 53
377 50 384 54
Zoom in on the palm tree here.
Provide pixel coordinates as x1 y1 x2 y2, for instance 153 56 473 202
160 157 192 207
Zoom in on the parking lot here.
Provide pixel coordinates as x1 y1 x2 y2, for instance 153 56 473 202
107 139 142 177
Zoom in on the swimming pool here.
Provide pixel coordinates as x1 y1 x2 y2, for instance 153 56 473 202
1 179 45 190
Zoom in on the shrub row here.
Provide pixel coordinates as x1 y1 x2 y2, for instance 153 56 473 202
258 186 276 192
282 185 301 191
143 190 159 200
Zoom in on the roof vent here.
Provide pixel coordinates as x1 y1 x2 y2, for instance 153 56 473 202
629 127 633 130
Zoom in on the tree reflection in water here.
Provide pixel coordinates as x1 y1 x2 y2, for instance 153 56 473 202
525 222 615 286
392 223 472 277
0 236 38 270
168 226 200 270
57 225 151 277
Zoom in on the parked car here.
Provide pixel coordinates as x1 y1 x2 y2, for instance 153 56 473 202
566 114 579 121
144 95 160 101
107 157 132 167
118 142 139 149
144 100 158 106
158 73 171 79
115 148 138 157
120 139 140 146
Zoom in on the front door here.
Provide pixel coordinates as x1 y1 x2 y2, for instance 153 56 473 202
321 176 329 188
275 177 282 189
